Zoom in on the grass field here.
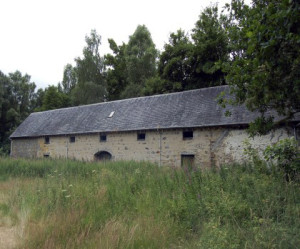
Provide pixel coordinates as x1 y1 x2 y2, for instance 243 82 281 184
0 157 299 248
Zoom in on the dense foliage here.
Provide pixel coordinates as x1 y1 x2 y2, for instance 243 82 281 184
0 71 37 153
223 0 300 135
0 158 299 248
264 138 300 181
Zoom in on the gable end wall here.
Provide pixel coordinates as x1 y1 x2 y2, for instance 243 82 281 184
11 138 39 158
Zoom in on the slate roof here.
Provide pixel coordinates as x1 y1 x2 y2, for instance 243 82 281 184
10 86 297 138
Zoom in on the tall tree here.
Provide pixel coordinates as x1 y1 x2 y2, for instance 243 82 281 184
40 86 70 111
223 0 300 135
71 81 106 105
70 30 107 105
75 30 105 86
62 64 77 94
122 25 158 98
33 88 45 111
9 71 36 120
105 39 128 100
157 6 228 94
0 70 37 153
157 29 193 92
191 5 229 88
0 71 13 153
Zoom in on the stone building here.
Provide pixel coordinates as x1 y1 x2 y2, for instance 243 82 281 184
10 86 300 167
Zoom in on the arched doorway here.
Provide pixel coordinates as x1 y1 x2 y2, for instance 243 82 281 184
94 151 112 161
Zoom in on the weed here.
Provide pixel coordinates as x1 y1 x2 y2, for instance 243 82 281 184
0 157 299 248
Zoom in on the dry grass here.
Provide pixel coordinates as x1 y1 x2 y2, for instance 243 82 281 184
0 158 299 249
0 226 17 249
94 216 173 249
21 209 174 249
0 179 29 249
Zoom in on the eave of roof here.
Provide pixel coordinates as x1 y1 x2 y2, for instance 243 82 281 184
10 123 252 139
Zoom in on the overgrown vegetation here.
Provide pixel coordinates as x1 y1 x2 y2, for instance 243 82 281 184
264 138 300 181
0 157 299 248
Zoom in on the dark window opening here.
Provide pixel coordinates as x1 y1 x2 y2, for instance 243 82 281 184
44 136 50 144
183 130 193 140
70 136 76 143
44 154 50 158
181 154 195 169
100 134 107 142
94 151 112 161
137 132 146 141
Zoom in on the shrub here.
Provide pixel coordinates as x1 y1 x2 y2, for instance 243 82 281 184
264 138 300 181
242 139 268 173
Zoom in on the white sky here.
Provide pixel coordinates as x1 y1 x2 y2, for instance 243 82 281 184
0 0 233 89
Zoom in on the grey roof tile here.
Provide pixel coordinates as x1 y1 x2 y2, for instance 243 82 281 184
10 86 298 138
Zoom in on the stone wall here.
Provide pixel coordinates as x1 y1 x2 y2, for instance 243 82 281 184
10 126 294 167
11 138 38 158
212 127 293 166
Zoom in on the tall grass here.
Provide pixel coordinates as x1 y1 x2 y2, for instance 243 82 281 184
0 157 299 248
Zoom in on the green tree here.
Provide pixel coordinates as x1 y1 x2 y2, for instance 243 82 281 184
71 30 107 105
157 29 193 93
122 25 158 98
75 30 105 86
33 88 45 111
9 71 36 120
0 71 14 153
62 64 77 94
71 81 106 105
41 86 70 111
223 0 300 135
144 76 170 96
0 70 37 153
191 5 229 88
157 6 228 94
105 39 128 100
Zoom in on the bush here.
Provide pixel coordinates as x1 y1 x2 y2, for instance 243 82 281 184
264 138 300 181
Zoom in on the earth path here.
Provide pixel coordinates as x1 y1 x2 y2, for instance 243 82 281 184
0 226 17 249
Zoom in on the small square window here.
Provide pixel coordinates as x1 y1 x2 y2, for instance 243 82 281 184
69 136 76 143
137 132 146 141
183 130 193 140
181 154 195 169
100 134 107 142
44 136 50 144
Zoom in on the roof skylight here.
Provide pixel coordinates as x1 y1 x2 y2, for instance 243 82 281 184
108 111 115 118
